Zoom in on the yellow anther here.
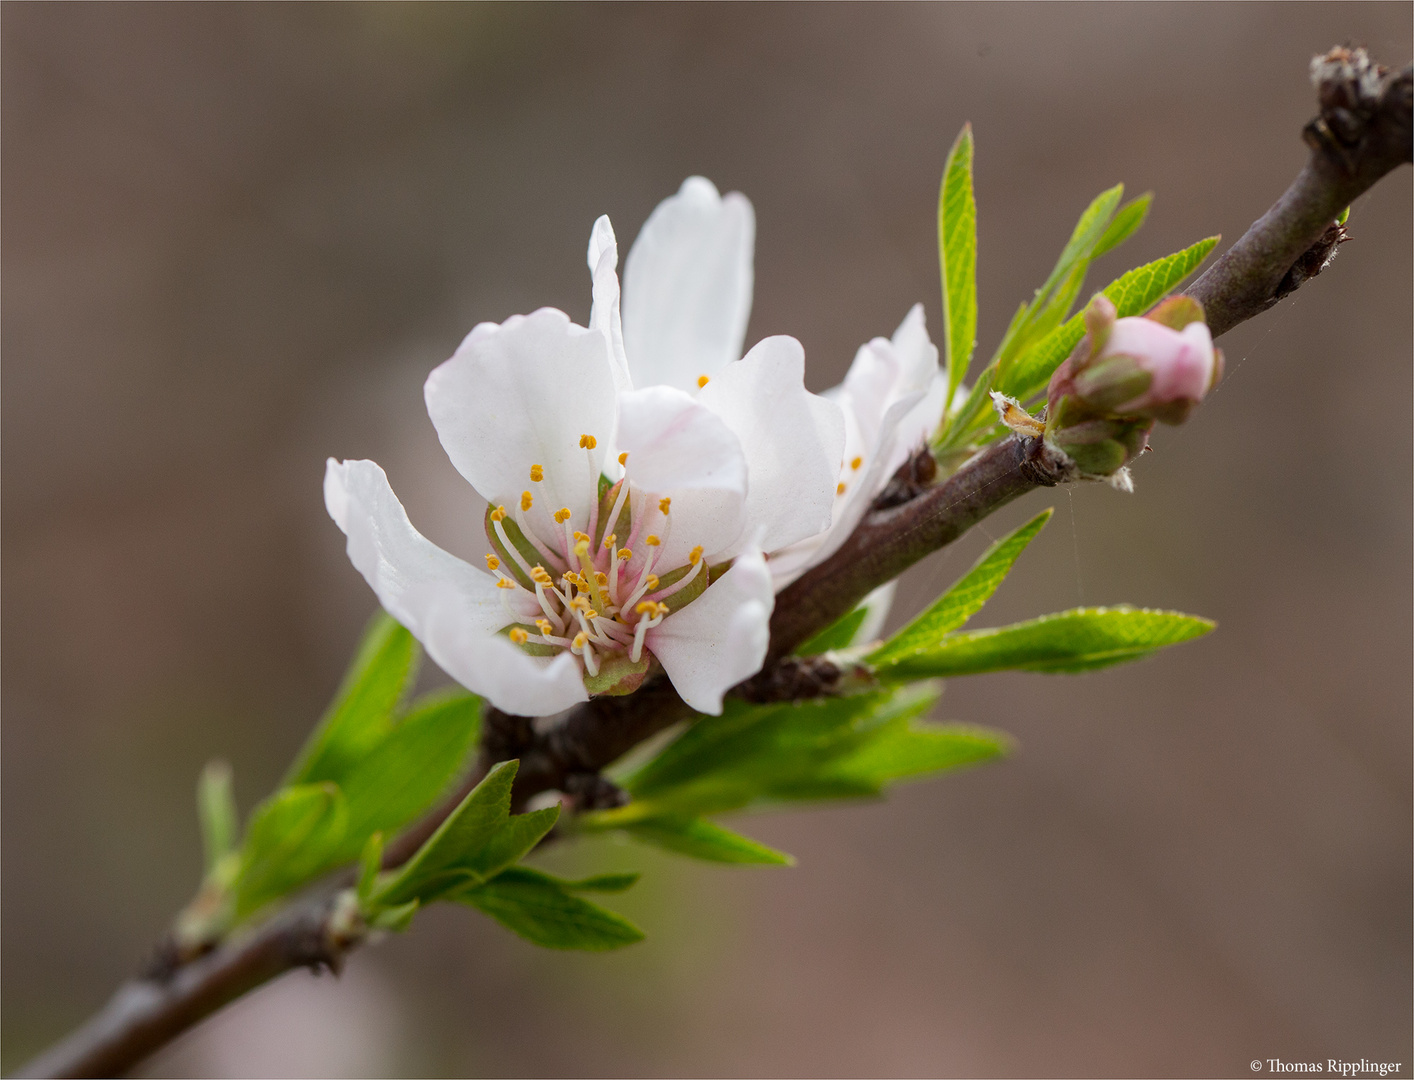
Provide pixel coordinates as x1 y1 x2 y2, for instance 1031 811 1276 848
573 530 590 544
851 456 863 471
618 452 628 466
530 566 554 586
572 632 588 650
563 571 584 588
579 434 597 450
644 574 659 590
635 600 656 615
554 507 572 524
837 482 847 495
594 572 608 586
602 533 616 550
484 554 500 571
490 505 507 522
495 578 516 590
697 375 710 388
583 609 599 621
509 628 529 644
617 548 633 561
645 534 660 547
529 464 544 482
535 618 553 634
521 490 533 512
688 545 704 565
658 496 671 515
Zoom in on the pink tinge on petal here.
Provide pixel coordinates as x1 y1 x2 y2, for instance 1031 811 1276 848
1104 316 1216 411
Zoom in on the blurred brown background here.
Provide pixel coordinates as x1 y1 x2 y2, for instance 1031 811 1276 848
3 4 1410 1077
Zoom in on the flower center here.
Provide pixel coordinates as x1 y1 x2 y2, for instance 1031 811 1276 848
482 435 710 678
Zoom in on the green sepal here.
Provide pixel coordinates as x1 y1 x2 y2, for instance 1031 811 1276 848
584 652 651 696
502 624 561 657
1144 295 1205 331
453 866 645 951
1069 357 1153 412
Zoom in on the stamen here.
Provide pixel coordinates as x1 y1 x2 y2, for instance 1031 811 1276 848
851 456 863 471
594 571 608 587
521 491 533 512
572 632 588 649
602 533 616 550
617 548 633 561
495 578 516 590
645 535 660 546
484 554 500 571
697 375 710 388
644 574 659 590
535 618 554 635
509 628 529 645
492 518 538 581
490 505 507 522
688 545 703 565
530 566 554 587
658 497 671 515
579 434 597 450
554 508 572 524
618 452 628 466
837 482 847 495
530 464 544 482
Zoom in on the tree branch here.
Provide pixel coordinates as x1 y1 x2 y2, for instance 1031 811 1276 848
15 44 1411 1080
1185 48 1411 336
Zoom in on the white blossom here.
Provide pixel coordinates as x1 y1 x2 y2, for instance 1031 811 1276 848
326 178 844 717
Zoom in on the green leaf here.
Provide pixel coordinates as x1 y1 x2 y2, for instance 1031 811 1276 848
1336 205 1350 226
1092 192 1152 259
235 783 347 918
559 872 642 894
372 760 558 906
621 816 794 865
370 899 419 933
621 693 894 810
197 760 238 876
796 606 869 656
819 721 1011 789
999 236 1219 402
356 832 384 904
868 509 1052 667
455 867 644 951
333 689 482 861
875 606 1215 680
939 123 978 404
287 612 419 787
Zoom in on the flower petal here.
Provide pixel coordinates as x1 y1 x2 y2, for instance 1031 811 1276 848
424 598 588 717
695 335 845 555
622 176 755 393
587 214 632 395
324 458 586 716
647 541 773 714
616 385 748 568
424 308 617 531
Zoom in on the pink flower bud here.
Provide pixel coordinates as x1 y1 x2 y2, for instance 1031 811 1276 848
1095 315 1220 424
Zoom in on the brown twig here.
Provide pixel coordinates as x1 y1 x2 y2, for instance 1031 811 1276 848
14 45 1410 1080
1185 48 1411 336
